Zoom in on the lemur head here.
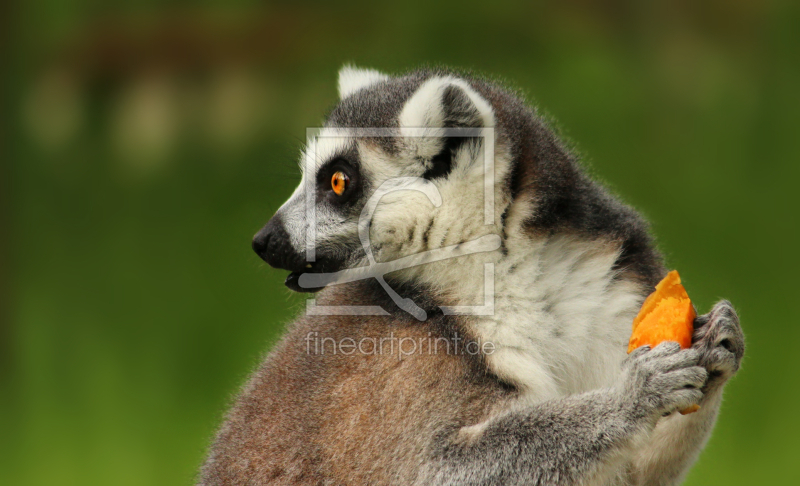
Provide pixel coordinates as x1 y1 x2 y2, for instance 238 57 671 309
253 66 548 292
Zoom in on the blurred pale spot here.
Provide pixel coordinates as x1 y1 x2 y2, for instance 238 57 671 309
205 67 269 153
112 74 179 174
23 70 84 151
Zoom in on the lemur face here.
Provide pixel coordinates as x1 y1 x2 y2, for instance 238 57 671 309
252 67 507 292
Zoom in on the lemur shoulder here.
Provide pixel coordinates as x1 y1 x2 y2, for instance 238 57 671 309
199 67 745 486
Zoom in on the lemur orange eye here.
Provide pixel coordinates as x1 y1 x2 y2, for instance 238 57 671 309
331 171 349 196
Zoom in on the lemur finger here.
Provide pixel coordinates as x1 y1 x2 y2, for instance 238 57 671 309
627 345 652 361
712 331 744 361
710 300 738 321
701 347 739 375
651 366 708 392
693 311 711 331
639 341 681 361
650 348 701 373
693 323 711 343
694 303 744 363
664 388 704 414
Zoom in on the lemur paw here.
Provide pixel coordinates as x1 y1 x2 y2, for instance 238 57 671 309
621 342 707 421
693 300 744 393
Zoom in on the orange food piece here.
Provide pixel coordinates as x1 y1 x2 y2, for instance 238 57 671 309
628 270 700 415
628 270 696 353
681 404 701 414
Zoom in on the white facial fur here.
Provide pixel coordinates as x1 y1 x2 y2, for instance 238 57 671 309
274 133 358 258
281 71 644 399
363 75 643 398
366 76 503 264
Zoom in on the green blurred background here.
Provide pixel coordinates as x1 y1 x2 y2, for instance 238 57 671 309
2 1 798 484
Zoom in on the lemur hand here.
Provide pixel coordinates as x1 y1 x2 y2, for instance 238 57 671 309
620 342 707 421
692 300 744 396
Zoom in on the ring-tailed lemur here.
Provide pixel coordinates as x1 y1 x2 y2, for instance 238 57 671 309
199 67 744 486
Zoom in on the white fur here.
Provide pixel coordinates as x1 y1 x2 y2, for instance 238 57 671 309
337 66 389 99
399 76 495 129
362 79 640 398
272 69 713 486
286 74 645 398
355 138 641 400
371 179 642 398
278 131 358 254
467 235 641 397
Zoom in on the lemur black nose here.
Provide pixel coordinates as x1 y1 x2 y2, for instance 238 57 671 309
252 214 307 272
252 215 283 262
252 227 270 258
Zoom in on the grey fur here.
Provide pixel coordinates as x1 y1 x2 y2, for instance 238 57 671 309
415 342 709 485
199 68 744 486
326 68 664 284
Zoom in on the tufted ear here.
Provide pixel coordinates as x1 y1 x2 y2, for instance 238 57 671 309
398 77 495 178
399 76 495 130
337 65 389 99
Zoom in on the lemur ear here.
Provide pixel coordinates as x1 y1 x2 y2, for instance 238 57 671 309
399 77 495 130
337 65 389 99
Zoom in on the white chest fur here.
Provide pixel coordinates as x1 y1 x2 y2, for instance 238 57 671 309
366 154 647 398
472 235 646 399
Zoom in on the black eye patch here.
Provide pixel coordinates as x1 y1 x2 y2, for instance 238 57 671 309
316 156 361 205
